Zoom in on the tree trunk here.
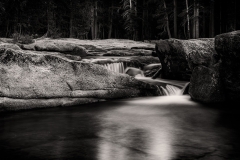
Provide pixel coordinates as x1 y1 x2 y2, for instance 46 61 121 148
173 0 177 38
103 27 105 39
6 20 9 37
142 0 146 41
219 0 222 34
203 11 206 37
163 0 171 39
46 1 53 37
192 21 195 38
234 0 237 30
108 1 113 39
147 3 150 40
134 0 138 40
94 1 98 39
186 0 190 39
195 0 199 38
69 0 74 38
91 6 94 39
193 0 196 39
209 1 215 37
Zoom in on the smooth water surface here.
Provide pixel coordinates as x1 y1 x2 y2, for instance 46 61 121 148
1 95 240 160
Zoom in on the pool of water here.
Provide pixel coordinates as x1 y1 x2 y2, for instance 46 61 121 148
1 95 240 160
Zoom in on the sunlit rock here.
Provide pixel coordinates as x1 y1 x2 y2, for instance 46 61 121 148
0 42 22 50
0 49 159 111
21 39 88 57
21 38 155 57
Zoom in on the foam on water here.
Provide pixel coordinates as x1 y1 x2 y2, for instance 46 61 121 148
102 64 186 96
102 62 125 73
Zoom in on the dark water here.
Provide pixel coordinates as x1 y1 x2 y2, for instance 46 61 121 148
1 95 240 160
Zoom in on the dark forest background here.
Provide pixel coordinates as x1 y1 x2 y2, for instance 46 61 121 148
0 0 239 41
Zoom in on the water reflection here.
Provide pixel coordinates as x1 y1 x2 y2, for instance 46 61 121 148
97 96 192 160
1 95 240 159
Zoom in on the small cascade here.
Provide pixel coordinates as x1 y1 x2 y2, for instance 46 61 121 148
180 82 190 95
102 64 186 96
162 84 182 96
102 62 125 73
160 86 170 96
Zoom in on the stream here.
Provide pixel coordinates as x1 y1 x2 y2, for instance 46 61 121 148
1 89 240 159
1 61 240 160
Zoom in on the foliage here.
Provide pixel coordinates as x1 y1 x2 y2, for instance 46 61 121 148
0 0 239 40
120 0 139 39
153 0 172 37
11 33 34 44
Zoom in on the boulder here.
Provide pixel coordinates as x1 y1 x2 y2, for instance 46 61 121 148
215 30 240 101
0 42 22 51
155 38 215 80
189 64 225 103
0 49 158 111
154 38 225 103
21 39 88 57
124 67 144 77
143 63 162 77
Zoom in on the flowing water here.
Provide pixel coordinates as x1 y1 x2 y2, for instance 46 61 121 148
102 62 125 73
101 63 184 95
1 95 240 160
1 65 240 159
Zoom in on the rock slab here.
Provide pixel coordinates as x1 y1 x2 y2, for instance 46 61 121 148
21 39 88 57
0 48 158 111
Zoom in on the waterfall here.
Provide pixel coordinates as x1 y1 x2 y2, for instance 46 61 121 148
102 64 185 96
161 84 182 96
102 62 125 73
160 86 170 96
180 82 190 95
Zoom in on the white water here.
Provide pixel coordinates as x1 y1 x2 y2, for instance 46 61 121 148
135 76 186 96
102 62 125 73
102 64 186 96
165 84 182 95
